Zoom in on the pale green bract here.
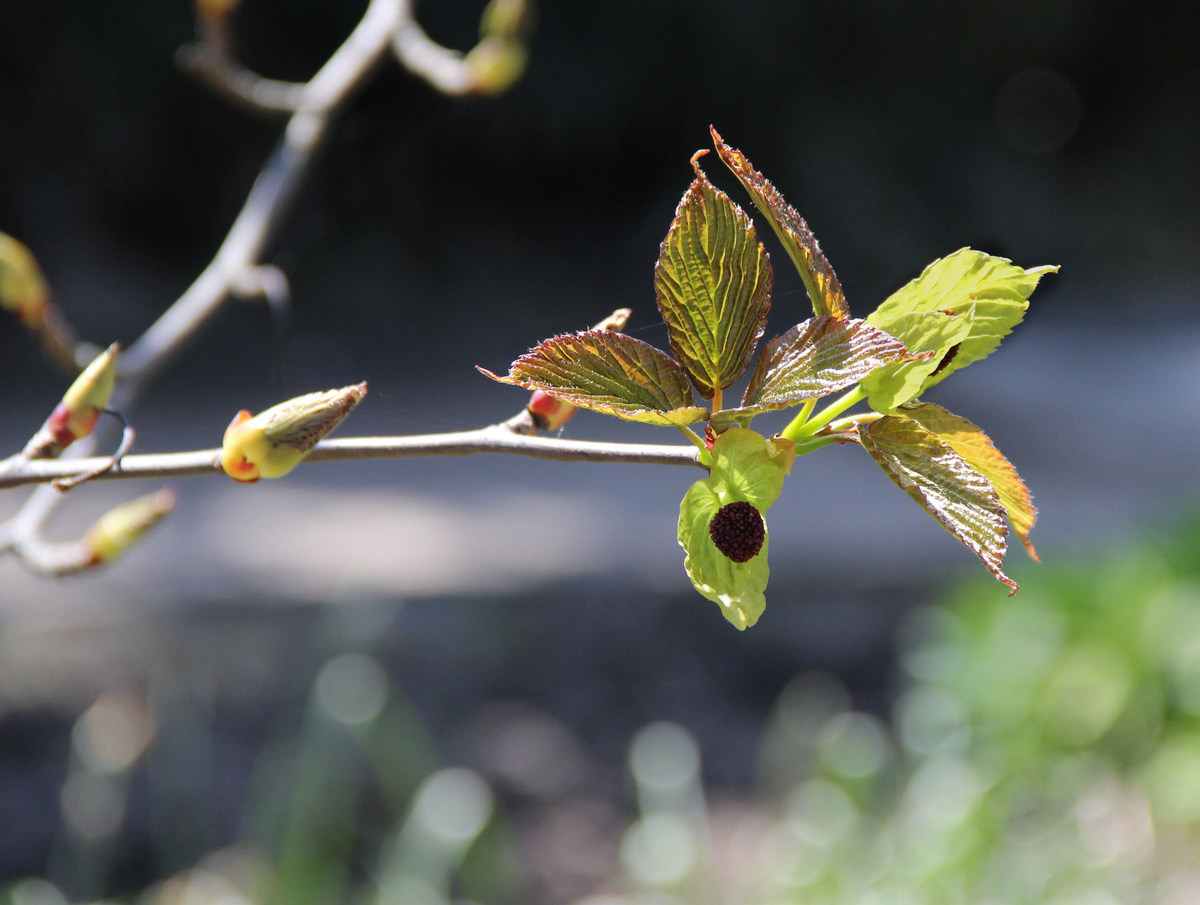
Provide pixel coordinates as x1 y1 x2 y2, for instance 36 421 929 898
678 429 794 630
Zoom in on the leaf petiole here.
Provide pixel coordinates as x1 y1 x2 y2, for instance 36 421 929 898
782 386 867 442
677 424 712 466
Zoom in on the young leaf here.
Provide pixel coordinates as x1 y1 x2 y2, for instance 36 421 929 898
857 415 1016 593
859 309 973 412
478 330 709 426
898 402 1039 560
867 248 1057 389
710 126 850 320
654 168 772 399
734 316 929 415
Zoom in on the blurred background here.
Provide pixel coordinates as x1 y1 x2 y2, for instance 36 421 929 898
1 0 1199 902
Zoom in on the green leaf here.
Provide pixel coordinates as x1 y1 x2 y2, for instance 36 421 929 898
899 402 1039 560
867 248 1057 389
711 126 850 320
733 316 928 416
676 428 794 630
859 310 972 411
478 330 709 425
857 415 1016 593
654 168 772 399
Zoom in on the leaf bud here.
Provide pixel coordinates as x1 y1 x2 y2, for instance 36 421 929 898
0 232 50 326
527 389 575 431
464 37 527 96
221 382 367 483
45 342 120 449
84 489 176 566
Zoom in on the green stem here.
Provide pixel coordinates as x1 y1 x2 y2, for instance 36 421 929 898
677 425 711 466
782 386 867 442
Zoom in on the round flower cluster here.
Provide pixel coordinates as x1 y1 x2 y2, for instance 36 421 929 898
708 500 765 563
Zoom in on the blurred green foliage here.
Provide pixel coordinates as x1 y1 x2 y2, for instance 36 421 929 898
9 517 1200 905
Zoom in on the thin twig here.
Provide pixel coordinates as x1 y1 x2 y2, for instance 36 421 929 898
0 428 704 491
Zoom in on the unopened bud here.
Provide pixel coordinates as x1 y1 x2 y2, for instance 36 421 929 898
85 490 176 565
221 382 367 483
0 232 50 326
527 389 574 431
480 0 532 41
44 343 120 450
464 37 527 96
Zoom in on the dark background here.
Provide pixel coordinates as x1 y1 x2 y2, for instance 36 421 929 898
1 0 1198 898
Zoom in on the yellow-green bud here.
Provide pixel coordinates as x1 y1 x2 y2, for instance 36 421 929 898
46 342 119 448
464 37 527 96
480 0 532 41
85 490 176 565
221 382 367 483
0 232 50 326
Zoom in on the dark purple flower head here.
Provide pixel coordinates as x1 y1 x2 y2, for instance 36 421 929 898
708 500 765 563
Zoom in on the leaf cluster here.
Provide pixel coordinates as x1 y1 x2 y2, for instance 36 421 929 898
482 127 1056 625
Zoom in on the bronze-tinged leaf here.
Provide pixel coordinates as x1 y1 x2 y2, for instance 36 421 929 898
653 169 772 400
898 402 1039 560
858 415 1017 593
478 330 709 426
710 126 850 320
736 316 931 414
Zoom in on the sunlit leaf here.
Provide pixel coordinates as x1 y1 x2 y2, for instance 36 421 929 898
711 126 850 320
867 248 1057 389
654 168 772 399
478 330 708 425
733 316 928 416
677 429 793 629
859 309 973 412
858 415 1016 593
899 402 1039 560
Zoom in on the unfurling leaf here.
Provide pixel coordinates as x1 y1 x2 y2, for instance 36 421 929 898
479 330 708 425
710 127 850 320
734 316 930 415
678 428 795 630
859 309 974 412
857 415 1016 593
222 383 367 483
654 166 772 399
898 402 1039 560
867 248 1057 391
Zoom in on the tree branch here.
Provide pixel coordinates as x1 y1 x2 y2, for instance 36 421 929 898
0 429 704 490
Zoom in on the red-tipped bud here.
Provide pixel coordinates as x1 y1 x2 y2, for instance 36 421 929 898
527 390 575 431
221 382 367 483
84 489 176 566
0 232 50 326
